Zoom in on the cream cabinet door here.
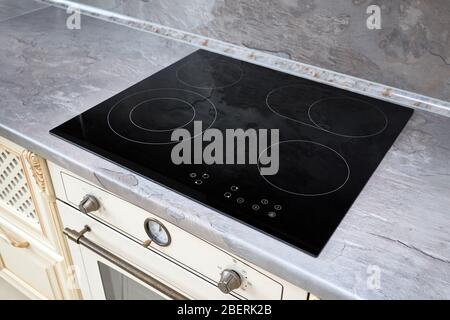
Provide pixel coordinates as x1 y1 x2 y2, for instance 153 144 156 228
0 136 78 299
0 217 64 299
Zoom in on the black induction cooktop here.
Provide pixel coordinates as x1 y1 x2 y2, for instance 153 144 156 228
50 50 413 256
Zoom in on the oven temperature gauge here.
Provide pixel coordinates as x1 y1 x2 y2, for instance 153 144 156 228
144 218 171 246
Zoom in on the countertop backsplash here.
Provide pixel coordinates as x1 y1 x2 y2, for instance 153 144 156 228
39 0 450 115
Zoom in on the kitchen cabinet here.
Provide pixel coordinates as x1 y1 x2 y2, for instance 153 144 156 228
0 136 77 299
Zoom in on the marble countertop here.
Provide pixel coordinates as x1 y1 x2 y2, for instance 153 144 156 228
1 5 449 299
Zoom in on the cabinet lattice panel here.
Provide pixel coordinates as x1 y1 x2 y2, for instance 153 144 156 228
0 147 39 227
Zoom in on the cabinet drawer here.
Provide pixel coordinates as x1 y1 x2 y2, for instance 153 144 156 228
0 217 63 299
50 165 283 300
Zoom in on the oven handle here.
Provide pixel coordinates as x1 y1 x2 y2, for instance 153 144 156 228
63 226 188 300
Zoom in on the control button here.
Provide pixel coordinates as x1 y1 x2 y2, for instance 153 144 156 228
195 179 203 185
236 197 245 204
79 195 100 214
252 204 260 211
224 192 232 198
218 270 242 294
268 211 277 218
260 199 269 205
230 186 239 192
274 204 282 211
202 173 210 179
189 173 197 178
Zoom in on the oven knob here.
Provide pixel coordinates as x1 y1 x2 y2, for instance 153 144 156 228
218 269 242 294
79 195 100 214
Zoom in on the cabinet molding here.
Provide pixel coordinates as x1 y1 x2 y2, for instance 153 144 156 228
24 151 46 193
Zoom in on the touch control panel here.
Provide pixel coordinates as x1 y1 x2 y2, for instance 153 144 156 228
224 185 283 218
189 172 283 218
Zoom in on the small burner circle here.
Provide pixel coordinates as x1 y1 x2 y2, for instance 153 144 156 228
129 97 195 132
107 88 217 145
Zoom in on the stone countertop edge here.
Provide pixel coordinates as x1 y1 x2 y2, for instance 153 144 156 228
39 0 450 118
0 5 449 300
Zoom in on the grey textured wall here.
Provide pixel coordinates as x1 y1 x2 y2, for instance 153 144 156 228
77 0 450 101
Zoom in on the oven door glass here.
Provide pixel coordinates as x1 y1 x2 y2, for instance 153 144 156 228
98 261 165 300
77 238 186 300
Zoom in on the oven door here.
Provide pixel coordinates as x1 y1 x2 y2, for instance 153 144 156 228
58 201 236 300
65 226 186 300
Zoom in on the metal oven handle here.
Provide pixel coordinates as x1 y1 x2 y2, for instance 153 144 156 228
63 226 188 300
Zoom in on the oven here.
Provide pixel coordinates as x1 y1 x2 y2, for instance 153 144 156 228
58 200 237 300
49 161 293 300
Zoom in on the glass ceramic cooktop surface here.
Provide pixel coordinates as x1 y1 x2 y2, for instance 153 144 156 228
51 50 413 256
